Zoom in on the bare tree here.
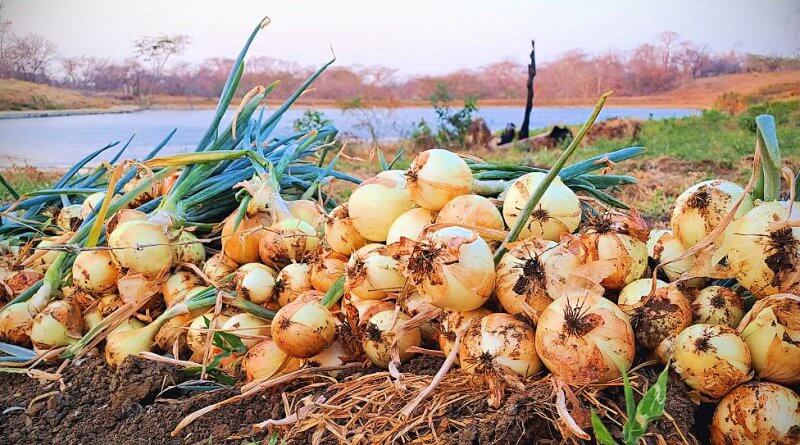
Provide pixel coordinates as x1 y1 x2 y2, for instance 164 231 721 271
0 1 14 77
133 33 190 97
7 33 58 81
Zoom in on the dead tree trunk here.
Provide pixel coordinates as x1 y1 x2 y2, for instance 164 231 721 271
519 40 536 140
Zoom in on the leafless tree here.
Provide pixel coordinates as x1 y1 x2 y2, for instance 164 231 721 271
133 33 190 97
0 1 14 77
7 33 58 81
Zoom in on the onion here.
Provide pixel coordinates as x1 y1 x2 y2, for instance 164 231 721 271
502 172 581 241
106 209 146 235
436 194 505 235
541 238 585 298
108 219 173 277
737 293 800 385
186 312 231 355
72 250 119 294
275 263 312 307
80 191 108 218
56 204 83 231
646 229 695 283
670 179 754 249
230 263 275 305
162 271 201 307
82 293 123 330
242 339 302 382
324 204 367 255
30 300 83 349
459 313 542 377
304 341 351 377
203 253 239 283
363 309 421 368
351 298 396 324
582 225 648 290
310 252 347 292
535 294 635 385
259 218 321 269
386 208 437 245
618 278 667 302
406 149 473 211
108 317 146 335
154 312 194 351
0 302 33 345
271 298 335 358
672 323 751 398
727 201 800 298
495 238 558 320
221 212 270 265
222 313 269 348
173 230 205 266
347 172 415 242
31 234 71 272
618 282 692 349
692 286 745 328
438 308 491 362
286 199 326 229
711 382 800 445
3 269 43 296
345 245 404 301
405 226 495 311
656 334 676 365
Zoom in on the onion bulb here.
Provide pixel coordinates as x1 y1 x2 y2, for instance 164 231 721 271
711 381 800 445
222 313 269 348
495 238 558 320
646 229 695 283
72 250 119 294
727 201 800 298
405 226 494 311
108 219 173 276
154 312 193 351
30 300 83 349
310 252 347 292
286 199 326 229
672 324 751 398
259 218 320 269
535 294 635 385
275 263 312 307
304 341 351 377
162 271 201 307
347 172 415 242
186 313 230 355
83 293 123 330
692 286 745 328
670 179 753 249
626 284 692 349
324 205 367 255
108 317 146 335
436 194 505 235
271 298 335 358
233 263 276 305
406 149 473 211
106 209 146 235
221 212 270 265
502 172 581 241
242 339 301 381
737 293 800 385
80 191 108 218
385 208 436 245
56 204 83 231
173 230 205 266
438 308 491 362
345 246 404 301
32 234 71 272
0 302 33 345
541 238 585 298
618 278 667 303
656 334 676 365
203 253 238 283
460 313 542 377
582 223 648 290
363 309 421 368
3 269 43 296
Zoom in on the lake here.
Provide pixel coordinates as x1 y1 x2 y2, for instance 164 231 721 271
0 106 698 167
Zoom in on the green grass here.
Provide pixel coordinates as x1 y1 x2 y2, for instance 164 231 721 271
0 168 59 202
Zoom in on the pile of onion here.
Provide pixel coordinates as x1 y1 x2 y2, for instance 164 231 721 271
617 281 692 349
347 171 415 242
406 149 473 211
711 382 800 445
494 238 558 320
460 313 542 378
502 172 581 242
736 293 800 385
692 286 744 328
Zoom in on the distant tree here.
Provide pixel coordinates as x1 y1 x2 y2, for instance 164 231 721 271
0 1 12 77
7 33 58 81
133 33 190 97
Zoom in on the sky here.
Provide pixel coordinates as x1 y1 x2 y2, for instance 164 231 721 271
4 0 800 76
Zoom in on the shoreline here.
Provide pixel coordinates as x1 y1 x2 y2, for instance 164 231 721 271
0 105 142 120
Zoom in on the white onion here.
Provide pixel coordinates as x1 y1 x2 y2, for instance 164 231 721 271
711 381 800 445
670 179 754 249
535 294 635 385
106 209 146 235
259 218 321 269
235 263 277 305
727 201 800 298
72 250 119 294
242 339 302 382
0 302 33 345
495 238 558 320
304 341 351 377
186 312 230 355
646 229 695 283
672 323 751 398
737 293 800 385
271 298 335 358
275 263 312 307
173 230 206 266
222 313 269 348
154 312 193 352
80 191 109 218
460 313 542 378
502 172 581 241
655 334 676 365
362 309 421 368
541 238 585 299
83 293 123 331
56 204 83 231
436 194 505 235
31 234 71 273
385 208 436 245
162 271 201 307
583 228 648 290
438 308 491 362
618 283 692 349
618 278 667 303
203 253 239 283
692 286 745 328
406 149 473 211
345 245 404 301
30 300 83 349
286 199 326 230
221 212 269 265
324 204 367 255
406 226 495 311
310 252 347 292
347 172 415 242
108 219 174 277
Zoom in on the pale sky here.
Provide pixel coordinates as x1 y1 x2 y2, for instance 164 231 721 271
4 0 800 75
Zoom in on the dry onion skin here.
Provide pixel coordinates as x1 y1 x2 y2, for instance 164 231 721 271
502 172 581 242
711 381 800 445
259 218 321 269
275 263 313 307
29 300 83 350
655 334 676 365
535 294 635 385
162 271 201 307
203 252 239 283
72 250 120 294
728 201 800 298
80 191 108 218
56 204 83 231
581 217 649 290
286 199 326 230
618 283 692 349
4 269 44 296
737 293 800 385
363 309 421 368
541 237 584 299
345 245 404 301
347 172 415 242
495 238 558 320
235 263 277 305
436 194 505 235
646 229 695 283
221 212 269 265
31 234 71 272
670 179 754 249
385 207 437 245
108 219 174 277
324 204 367 255
271 298 335 358
310 252 347 292
459 313 542 378
692 286 745 328
438 308 491 362
406 149 473 211
404 226 495 311
672 323 752 399
242 339 302 382
154 312 194 352
106 209 147 235
304 341 351 377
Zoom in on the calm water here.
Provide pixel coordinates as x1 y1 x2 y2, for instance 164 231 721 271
0 106 698 167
